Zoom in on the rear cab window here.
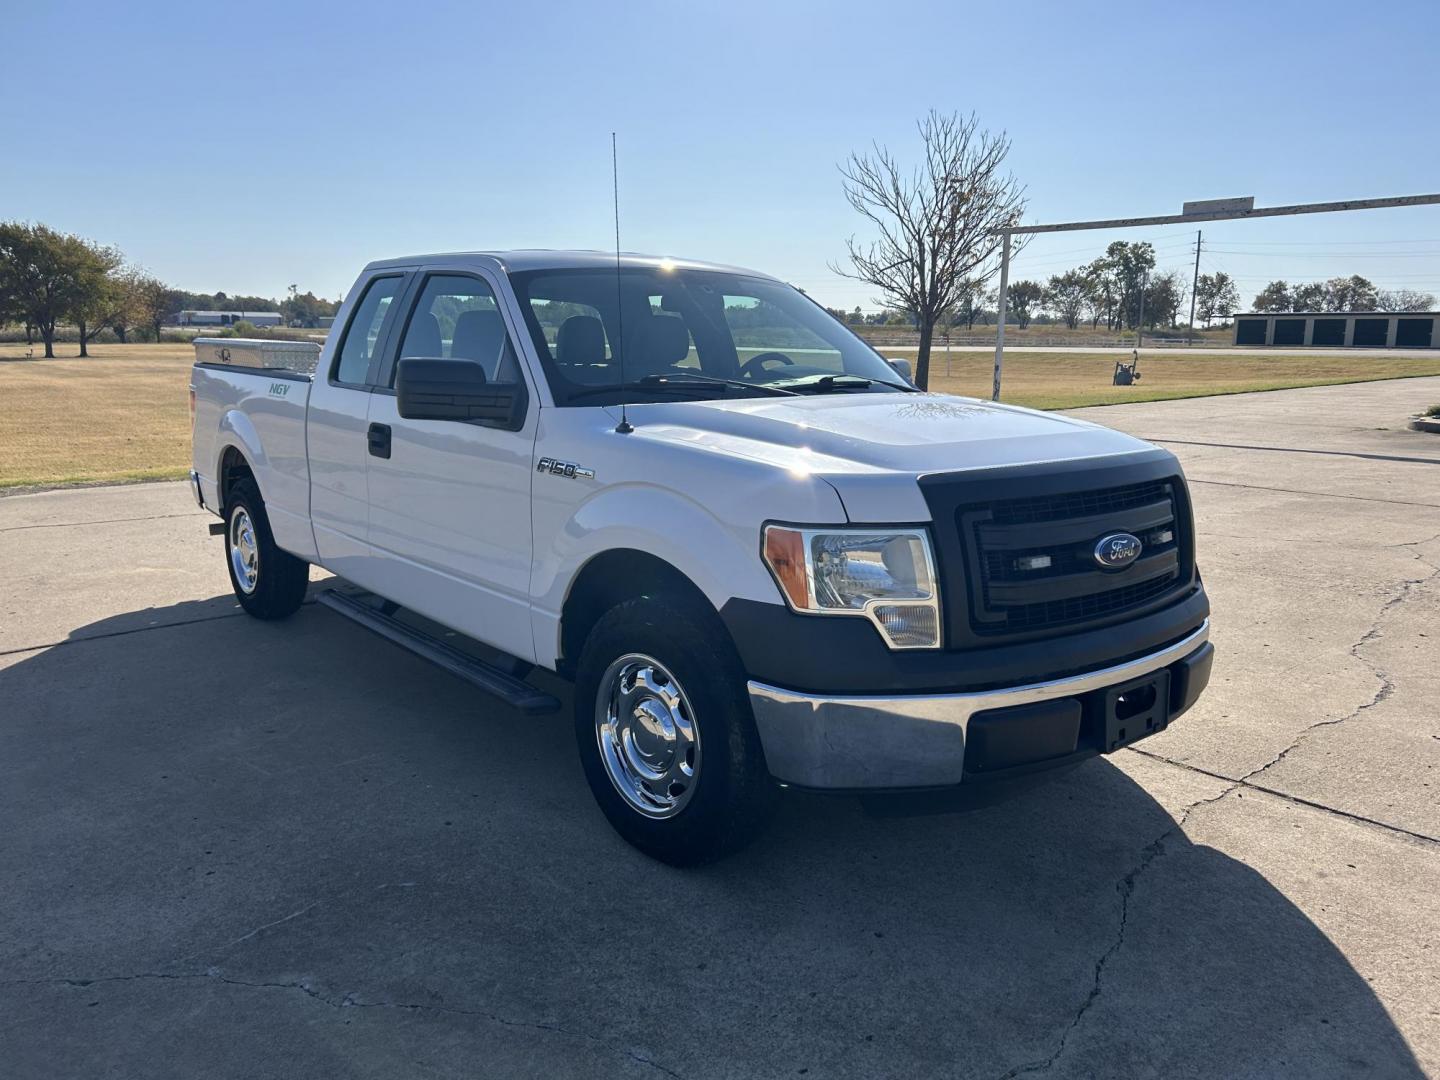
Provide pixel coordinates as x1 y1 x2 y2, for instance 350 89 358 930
332 275 404 386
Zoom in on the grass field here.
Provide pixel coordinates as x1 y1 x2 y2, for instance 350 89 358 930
3 342 1440 490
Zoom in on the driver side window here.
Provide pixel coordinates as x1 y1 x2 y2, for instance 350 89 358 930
393 273 523 387
722 294 844 374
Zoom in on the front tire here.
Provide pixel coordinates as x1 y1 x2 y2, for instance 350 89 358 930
574 595 778 865
224 478 308 620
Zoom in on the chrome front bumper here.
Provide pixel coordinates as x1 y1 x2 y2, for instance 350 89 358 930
747 620 1210 790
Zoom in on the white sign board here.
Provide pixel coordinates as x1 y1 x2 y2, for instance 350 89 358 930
1182 197 1255 216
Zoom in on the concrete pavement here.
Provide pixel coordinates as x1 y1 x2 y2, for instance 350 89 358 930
2 378 1438 1078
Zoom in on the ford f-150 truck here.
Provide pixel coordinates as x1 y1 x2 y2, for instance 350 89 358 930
190 250 1212 864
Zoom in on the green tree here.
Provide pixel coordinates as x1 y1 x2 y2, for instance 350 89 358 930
1252 281 1292 313
105 267 148 343
1291 281 1327 311
1084 258 1119 329
133 273 180 342
0 223 119 358
1143 271 1185 329
1096 241 1156 330
1044 270 1088 330
1007 280 1044 329
833 110 1026 389
72 244 125 357
1195 271 1239 327
1323 275 1377 312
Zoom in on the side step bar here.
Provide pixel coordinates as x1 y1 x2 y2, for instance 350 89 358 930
316 589 560 716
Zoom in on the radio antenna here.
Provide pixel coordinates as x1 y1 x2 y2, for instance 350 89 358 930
611 132 633 434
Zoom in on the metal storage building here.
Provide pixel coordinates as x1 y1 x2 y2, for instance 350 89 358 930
174 310 284 327
1233 312 1437 348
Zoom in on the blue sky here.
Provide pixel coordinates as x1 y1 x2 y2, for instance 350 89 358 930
5 0 1439 310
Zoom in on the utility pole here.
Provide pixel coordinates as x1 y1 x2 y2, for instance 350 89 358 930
992 230 1011 401
1188 230 1202 340
1136 267 1148 350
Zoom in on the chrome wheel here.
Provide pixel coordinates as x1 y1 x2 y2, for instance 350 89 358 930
595 654 701 819
229 506 260 595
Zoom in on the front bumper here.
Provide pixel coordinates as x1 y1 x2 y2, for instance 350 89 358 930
748 620 1212 790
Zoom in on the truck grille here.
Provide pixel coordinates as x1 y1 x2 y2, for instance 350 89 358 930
958 478 1189 638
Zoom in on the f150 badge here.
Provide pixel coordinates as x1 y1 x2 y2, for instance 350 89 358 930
537 457 595 480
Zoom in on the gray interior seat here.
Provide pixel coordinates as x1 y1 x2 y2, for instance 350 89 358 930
451 309 507 379
555 314 608 368
402 311 443 359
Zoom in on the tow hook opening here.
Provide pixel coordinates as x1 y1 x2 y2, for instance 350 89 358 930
1114 682 1157 723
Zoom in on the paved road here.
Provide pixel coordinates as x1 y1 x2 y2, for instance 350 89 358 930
2 379 1438 1078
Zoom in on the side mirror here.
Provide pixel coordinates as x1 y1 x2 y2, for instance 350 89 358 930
396 357 526 429
887 358 914 384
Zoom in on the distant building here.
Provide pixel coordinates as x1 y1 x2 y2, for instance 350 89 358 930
1233 311 1436 349
317 316 336 329
174 310 284 327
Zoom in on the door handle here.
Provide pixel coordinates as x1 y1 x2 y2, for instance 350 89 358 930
367 422 392 459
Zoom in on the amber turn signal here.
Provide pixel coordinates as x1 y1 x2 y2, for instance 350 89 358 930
762 526 809 610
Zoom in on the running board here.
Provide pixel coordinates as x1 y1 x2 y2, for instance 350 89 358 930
316 589 560 716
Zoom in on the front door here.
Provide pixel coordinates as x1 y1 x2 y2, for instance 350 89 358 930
363 270 539 662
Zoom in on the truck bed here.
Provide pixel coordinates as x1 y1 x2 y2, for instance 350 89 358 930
191 338 321 562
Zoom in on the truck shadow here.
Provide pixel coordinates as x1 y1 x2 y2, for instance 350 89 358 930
0 596 1424 1079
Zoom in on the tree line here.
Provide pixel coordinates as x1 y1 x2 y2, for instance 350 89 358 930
832 241 1243 336
1249 277 1434 314
0 222 340 358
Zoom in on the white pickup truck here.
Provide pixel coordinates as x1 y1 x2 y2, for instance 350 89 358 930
190 250 1212 863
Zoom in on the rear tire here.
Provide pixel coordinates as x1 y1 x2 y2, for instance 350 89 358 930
574 594 779 865
224 478 308 620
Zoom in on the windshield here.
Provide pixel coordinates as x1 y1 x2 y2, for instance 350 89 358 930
508 266 907 406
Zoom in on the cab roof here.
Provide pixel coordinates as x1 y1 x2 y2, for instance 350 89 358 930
361 249 778 280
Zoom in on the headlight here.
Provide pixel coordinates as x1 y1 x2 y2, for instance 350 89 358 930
761 525 942 649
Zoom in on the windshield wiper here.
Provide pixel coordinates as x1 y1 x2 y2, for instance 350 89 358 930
638 372 800 397
774 373 918 394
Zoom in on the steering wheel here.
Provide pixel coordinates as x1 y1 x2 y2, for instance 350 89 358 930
739 351 795 380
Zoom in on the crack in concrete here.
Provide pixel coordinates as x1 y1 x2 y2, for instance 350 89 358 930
995 545 1439 1078
0 511 207 533
1241 549 1439 785
994 785 1238 1079
0 597 319 658
1128 748 1440 848
3 970 682 1078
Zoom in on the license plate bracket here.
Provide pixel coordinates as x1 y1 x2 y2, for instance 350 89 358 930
1101 669 1171 753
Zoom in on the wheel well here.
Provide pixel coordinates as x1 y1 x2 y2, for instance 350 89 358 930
218 446 255 512
558 550 719 677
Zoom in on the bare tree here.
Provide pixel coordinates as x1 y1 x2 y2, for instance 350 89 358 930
832 111 1026 389
1376 288 1436 312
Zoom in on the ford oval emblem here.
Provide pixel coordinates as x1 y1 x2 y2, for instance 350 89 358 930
1094 532 1142 570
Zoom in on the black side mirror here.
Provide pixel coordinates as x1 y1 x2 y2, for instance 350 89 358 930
395 357 526 429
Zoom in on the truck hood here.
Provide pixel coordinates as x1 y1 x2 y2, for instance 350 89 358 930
618 393 1158 522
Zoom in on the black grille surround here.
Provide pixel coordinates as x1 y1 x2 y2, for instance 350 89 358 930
918 450 1200 650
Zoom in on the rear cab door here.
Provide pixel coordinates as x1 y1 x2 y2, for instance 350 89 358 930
306 267 412 581
362 261 541 661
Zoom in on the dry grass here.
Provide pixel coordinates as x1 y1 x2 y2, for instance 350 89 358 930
908 348 1440 410
0 343 195 489
3 342 1440 490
